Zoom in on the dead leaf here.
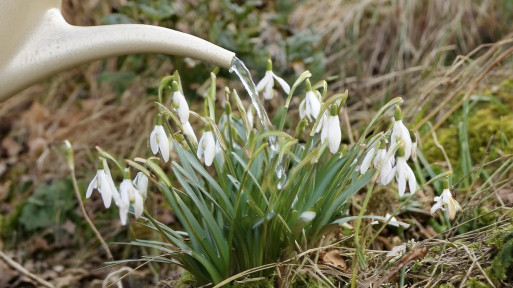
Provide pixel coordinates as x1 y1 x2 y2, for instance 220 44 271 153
1 137 22 157
0 260 18 287
322 250 347 270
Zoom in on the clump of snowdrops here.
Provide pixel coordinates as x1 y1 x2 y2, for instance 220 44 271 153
84 60 460 286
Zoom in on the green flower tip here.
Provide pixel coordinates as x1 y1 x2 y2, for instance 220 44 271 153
305 79 312 92
330 104 338 116
379 139 386 149
266 59 272 71
394 105 402 121
171 81 180 92
205 124 212 132
98 157 105 170
124 167 131 179
155 115 162 126
397 144 405 157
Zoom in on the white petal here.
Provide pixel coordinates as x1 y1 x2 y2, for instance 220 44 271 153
360 147 375 174
133 192 144 219
157 125 170 162
256 71 272 92
385 166 396 185
320 115 329 142
86 174 97 198
150 126 159 155
204 132 216 166
430 202 443 215
173 91 190 124
299 99 306 119
327 115 341 153
396 161 407 197
197 135 205 159
380 160 393 185
119 188 129 225
407 166 417 194
133 172 148 200
98 171 112 208
263 79 273 100
306 91 321 120
183 122 197 144
272 73 290 94
102 159 120 205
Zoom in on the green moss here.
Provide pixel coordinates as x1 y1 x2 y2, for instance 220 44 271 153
175 271 200 288
439 283 456 288
422 79 513 166
367 187 398 216
422 126 460 166
467 277 491 288
232 278 275 288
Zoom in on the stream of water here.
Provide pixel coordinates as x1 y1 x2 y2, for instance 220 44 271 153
229 57 286 187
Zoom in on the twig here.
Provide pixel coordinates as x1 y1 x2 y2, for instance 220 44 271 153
0 250 55 288
461 245 496 288
65 141 113 260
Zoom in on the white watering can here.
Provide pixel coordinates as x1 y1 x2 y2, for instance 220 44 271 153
0 0 236 101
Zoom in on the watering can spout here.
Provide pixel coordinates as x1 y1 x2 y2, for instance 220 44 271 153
0 1 235 101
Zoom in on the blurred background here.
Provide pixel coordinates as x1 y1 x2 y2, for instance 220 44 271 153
1 0 513 286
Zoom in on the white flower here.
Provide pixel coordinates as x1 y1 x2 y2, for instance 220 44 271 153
360 143 377 175
101 158 120 206
430 189 462 220
387 152 416 197
172 81 190 124
183 121 198 144
299 90 321 122
375 147 394 186
299 211 316 223
119 189 129 225
197 130 216 166
321 110 341 153
133 172 148 200
119 178 144 223
371 213 410 229
86 168 113 208
150 124 170 162
256 60 290 100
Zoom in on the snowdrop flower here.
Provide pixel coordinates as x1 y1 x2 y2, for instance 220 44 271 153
375 141 395 185
150 117 170 162
360 141 378 175
371 213 410 229
182 121 198 144
387 145 417 197
101 158 121 206
321 105 341 153
197 127 216 166
256 59 290 100
299 79 321 122
119 169 144 225
390 105 412 160
172 81 190 124
86 158 113 208
133 172 148 200
430 183 461 220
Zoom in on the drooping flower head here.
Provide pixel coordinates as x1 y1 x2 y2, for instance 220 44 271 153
86 157 113 208
256 59 291 100
386 144 417 197
172 81 190 124
430 179 461 220
321 105 342 154
197 126 216 166
119 168 144 225
133 172 149 200
150 116 170 162
390 105 412 160
299 79 321 122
